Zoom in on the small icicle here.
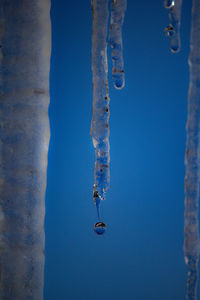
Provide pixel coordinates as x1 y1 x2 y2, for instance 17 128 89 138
164 0 182 52
93 189 106 235
109 0 127 89
93 189 101 220
184 0 200 299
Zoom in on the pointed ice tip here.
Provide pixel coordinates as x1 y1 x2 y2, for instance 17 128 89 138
94 222 106 235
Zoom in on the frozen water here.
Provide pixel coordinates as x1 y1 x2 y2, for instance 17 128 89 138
184 0 200 298
91 0 110 201
109 0 127 89
90 0 126 223
164 0 182 52
0 0 51 298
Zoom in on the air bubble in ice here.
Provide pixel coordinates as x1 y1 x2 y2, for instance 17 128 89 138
165 26 175 37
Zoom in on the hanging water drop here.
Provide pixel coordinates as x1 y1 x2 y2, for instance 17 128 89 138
94 222 107 235
164 0 175 9
91 0 126 231
112 70 125 89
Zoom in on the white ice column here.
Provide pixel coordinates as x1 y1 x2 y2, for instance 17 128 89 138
0 0 51 299
184 0 200 299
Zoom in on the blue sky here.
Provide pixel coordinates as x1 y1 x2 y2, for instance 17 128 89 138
44 0 194 299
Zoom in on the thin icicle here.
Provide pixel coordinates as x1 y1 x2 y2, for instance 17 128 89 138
184 0 200 299
164 0 182 52
109 0 127 89
91 0 110 206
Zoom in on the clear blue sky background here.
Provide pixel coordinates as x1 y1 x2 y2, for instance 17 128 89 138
44 0 195 299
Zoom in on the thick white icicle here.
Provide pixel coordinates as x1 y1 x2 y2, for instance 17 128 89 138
109 0 127 89
0 0 51 299
184 0 200 299
91 0 110 200
164 0 182 52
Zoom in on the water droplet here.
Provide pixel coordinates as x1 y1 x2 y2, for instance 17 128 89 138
171 44 179 53
165 26 175 37
112 73 125 90
164 0 175 9
94 222 106 235
169 36 180 53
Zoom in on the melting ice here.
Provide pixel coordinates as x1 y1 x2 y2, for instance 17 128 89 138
164 0 182 52
91 0 126 231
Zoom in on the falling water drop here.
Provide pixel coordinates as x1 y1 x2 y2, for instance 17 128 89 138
94 222 107 235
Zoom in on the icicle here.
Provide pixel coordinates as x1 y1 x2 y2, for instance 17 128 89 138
91 0 126 232
184 0 200 298
0 0 51 298
164 0 182 52
109 0 127 89
91 0 110 231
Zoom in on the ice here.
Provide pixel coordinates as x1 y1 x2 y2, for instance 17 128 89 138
164 0 182 52
91 0 110 202
184 0 200 298
91 0 126 227
109 0 127 89
0 0 51 298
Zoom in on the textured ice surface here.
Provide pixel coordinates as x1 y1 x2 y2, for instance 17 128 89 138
91 0 126 225
109 0 127 89
184 0 200 298
0 0 51 299
91 0 126 200
164 0 182 52
91 0 110 200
